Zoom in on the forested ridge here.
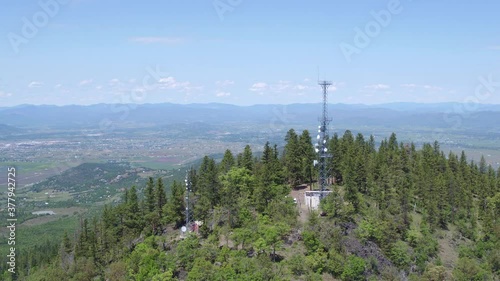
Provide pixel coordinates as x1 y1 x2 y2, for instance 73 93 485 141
6 130 499 281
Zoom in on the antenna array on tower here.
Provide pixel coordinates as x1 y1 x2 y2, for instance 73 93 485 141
184 170 192 232
315 81 333 199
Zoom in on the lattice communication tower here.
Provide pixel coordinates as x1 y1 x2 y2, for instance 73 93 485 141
315 81 333 199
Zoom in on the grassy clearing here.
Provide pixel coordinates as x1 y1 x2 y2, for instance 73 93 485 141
437 224 459 271
21 189 73 202
132 160 177 170
19 207 85 228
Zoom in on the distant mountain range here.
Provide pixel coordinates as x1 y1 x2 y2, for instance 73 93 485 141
1 102 500 133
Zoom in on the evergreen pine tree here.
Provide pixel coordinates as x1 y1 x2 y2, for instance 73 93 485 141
155 178 167 219
164 180 186 228
299 130 315 187
219 149 235 174
145 177 155 214
284 129 302 186
241 145 254 171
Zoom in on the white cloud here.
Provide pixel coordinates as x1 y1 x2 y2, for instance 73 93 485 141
0 91 13 98
129 37 184 44
79 79 93 86
158 76 200 92
422 85 443 91
96 85 103 90
215 80 234 98
294 84 318 92
215 80 235 87
216 91 231 97
159 77 175 84
133 87 146 93
108 79 124 89
365 84 390 90
401 83 417 88
401 84 442 91
271 80 291 92
249 82 268 92
249 80 336 95
295 85 307 91
28 81 43 88
158 77 186 89
54 84 62 89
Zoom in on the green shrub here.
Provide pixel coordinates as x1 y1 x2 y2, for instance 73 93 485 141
389 241 411 269
341 255 366 281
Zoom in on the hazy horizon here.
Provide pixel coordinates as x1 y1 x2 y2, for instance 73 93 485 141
1 1 500 107
2 100 500 109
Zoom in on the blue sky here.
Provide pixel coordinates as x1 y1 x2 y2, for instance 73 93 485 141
1 0 499 106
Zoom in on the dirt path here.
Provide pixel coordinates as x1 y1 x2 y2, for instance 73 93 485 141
290 184 311 224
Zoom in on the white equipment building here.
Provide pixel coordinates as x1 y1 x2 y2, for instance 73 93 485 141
304 190 332 210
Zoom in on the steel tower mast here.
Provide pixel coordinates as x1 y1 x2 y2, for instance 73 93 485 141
184 170 192 231
316 81 332 199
